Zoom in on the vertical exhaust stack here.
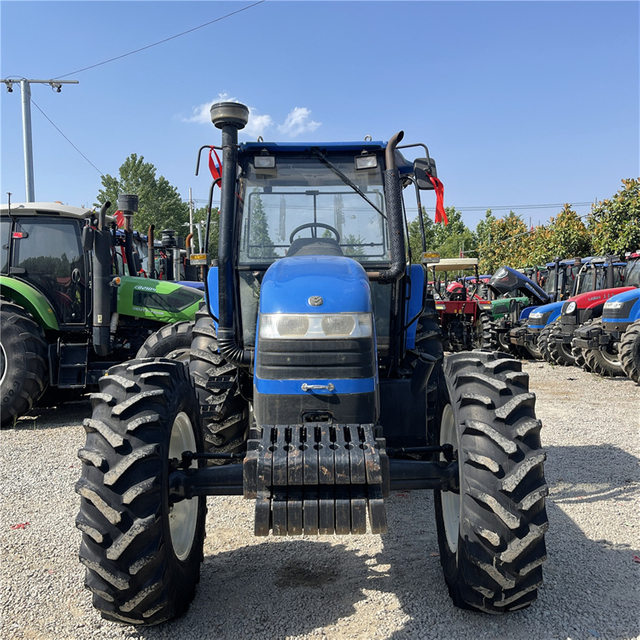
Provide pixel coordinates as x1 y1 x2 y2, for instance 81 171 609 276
210 101 251 367
92 201 113 355
117 194 139 276
379 131 406 284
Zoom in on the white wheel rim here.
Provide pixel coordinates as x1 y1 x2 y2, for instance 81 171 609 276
440 403 460 553
169 411 198 561
0 341 7 387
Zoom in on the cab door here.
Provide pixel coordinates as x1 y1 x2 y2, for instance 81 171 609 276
12 217 88 326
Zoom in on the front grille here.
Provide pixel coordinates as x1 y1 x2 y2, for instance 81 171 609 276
256 337 376 380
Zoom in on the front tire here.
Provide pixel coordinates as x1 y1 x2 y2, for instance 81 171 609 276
547 322 576 366
1 300 48 426
620 320 640 383
537 322 556 364
189 304 248 458
580 321 625 377
136 321 194 362
76 358 206 625
434 351 548 613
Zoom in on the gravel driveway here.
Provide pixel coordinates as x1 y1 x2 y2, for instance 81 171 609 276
1 360 639 640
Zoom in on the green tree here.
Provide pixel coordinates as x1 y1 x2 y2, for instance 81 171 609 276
192 205 219 259
532 204 591 262
407 206 436 262
477 211 530 274
475 210 496 250
587 178 640 255
96 154 189 235
432 207 477 259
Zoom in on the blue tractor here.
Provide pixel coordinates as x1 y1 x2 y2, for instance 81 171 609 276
507 257 585 357
75 102 548 624
509 257 625 364
572 256 640 380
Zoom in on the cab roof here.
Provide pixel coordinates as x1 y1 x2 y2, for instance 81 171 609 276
0 202 94 219
238 140 414 175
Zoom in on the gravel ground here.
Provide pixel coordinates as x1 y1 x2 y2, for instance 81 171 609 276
1 360 639 640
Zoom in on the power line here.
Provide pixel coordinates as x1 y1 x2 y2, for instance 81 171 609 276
423 201 594 213
30 99 104 176
53 0 267 79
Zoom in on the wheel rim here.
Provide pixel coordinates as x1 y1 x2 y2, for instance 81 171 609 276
600 347 621 368
169 411 199 561
0 341 6 387
440 403 460 553
473 318 483 348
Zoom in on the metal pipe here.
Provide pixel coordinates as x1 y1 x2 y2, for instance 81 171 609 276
148 225 156 278
92 201 113 356
379 131 406 284
210 102 251 368
20 80 35 202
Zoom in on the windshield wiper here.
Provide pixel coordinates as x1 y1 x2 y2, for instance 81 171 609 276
311 148 386 219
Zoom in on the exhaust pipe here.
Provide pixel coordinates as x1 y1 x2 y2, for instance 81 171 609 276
379 131 406 284
210 101 251 367
92 201 113 355
148 225 156 278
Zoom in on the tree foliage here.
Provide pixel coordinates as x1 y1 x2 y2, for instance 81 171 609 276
407 178 637 276
96 154 189 235
587 178 640 255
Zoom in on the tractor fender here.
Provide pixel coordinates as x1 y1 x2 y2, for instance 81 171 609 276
0 275 59 331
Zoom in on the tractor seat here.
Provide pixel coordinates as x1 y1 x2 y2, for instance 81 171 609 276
287 237 344 257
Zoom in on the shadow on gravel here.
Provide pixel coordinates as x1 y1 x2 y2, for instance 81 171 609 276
152 444 636 640
7 397 90 430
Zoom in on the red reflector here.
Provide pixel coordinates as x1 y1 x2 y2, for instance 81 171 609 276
12 232 24 238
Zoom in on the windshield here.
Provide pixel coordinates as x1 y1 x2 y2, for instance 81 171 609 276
238 152 389 265
624 260 640 287
576 265 597 294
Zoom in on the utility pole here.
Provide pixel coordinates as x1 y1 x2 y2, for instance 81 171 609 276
188 187 194 245
2 78 79 202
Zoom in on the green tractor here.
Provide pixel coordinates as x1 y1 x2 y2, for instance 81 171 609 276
0 198 203 425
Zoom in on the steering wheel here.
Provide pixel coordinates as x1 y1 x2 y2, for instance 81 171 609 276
289 222 341 244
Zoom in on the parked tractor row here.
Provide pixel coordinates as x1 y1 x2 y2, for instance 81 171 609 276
0 198 204 426
508 254 640 382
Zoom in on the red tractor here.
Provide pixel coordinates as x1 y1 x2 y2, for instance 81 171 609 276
426 257 492 351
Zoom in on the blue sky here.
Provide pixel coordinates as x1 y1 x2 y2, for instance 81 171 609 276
1 1 638 230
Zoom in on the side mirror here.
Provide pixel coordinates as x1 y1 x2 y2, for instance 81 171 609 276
81 225 94 251
413 157 438 190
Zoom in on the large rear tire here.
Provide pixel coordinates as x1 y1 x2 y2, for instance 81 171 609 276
136 321 193 363
435 351 548 613
189 304 248 458
76 358 206 625
619 320 640 383
1 300 48 426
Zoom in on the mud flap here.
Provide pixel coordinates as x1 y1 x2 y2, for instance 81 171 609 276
244 423 388 536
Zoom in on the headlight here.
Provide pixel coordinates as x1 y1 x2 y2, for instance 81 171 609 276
259 313 373 339
565 301 577 314
529 312 543 320
603 300 625 310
